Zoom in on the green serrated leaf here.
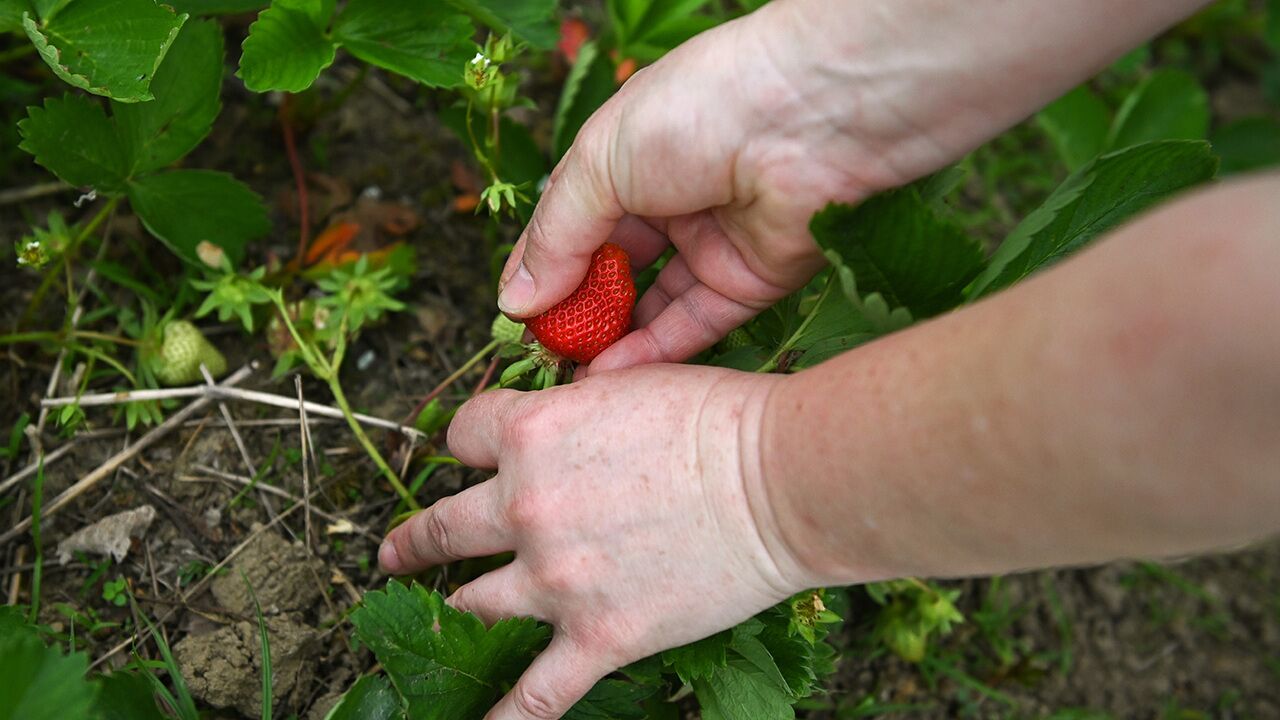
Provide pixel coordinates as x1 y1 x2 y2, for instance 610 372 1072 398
787 275 881 370
753 611 821 697
325 674 403 720
237 0 336 92
693 657 795 720
1106 69 1209 151
114 19 224 174
127 169 270 265
727 620 790 694
1036 84 1112 171
810 189 985 318
661 629 732 685
444 0 557 49
965 140 1217 299
23 0 187 102
349 581 550 720
0 633 98 720
564 679 654 720
332 0 474 88
18 94 132 192
96 672 166 720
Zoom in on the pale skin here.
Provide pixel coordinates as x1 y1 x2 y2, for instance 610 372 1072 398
378 0 1280 717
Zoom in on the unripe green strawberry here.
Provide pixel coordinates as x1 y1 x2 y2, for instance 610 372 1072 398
720 327 753 352
152 320 227 386
490 313 525 346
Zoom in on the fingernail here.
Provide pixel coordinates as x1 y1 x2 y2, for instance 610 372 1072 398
497 262 534 315
378 541 402 574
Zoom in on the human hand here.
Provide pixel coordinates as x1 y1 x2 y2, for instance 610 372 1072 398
496 0 1211 377
494 3 904 375
378 364 813 719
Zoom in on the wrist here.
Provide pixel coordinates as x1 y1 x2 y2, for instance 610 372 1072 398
756 361 909 587
751 0 1211 192
698 370 816 596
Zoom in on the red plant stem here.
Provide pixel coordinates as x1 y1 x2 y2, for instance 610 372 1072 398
280 96 310 263
471 355 501 397
400 340 499 426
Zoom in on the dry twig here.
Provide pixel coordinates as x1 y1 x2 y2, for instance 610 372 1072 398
43 383 424 439
0 364 257 547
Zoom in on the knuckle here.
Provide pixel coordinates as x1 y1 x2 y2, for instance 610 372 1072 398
521 212 554 262
504 402 553 452
511 681 565 720
414 503 455 560
506 489 549 533
573 616 631 662
532 561 578 595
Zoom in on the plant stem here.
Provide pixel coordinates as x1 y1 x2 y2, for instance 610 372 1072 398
755 272 836 373
280 96 311 263
28 457 44 624
465 99 500 182
403 338 499 425
328 375 419 510
22 197 120 328
0 329 137 347
268 295 418 508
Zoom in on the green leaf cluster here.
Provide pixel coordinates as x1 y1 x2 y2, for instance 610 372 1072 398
681 600 840 720
315 255 407 333
707 138 1218 375
0 622 172 720
965 141 1218 299
237 0 548 93
337 580 841 719
17 19 269 265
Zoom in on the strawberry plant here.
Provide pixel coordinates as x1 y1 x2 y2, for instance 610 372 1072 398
3 0 1277 717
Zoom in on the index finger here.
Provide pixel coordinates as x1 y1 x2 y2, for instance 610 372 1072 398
447 387 529 470
379 480 511 575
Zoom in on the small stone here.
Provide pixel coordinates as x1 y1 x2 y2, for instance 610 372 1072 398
175 615 319 717
210 528 326 615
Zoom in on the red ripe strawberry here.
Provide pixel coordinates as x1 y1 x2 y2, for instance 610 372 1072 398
526 243 635 364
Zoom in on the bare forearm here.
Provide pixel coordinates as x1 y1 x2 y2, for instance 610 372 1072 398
754 0 1212 188
758 174 1280 585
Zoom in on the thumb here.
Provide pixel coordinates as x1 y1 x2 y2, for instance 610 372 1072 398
497 121 624 318
485 636 609 720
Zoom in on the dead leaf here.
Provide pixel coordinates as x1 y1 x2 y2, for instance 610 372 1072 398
57 505 157 564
